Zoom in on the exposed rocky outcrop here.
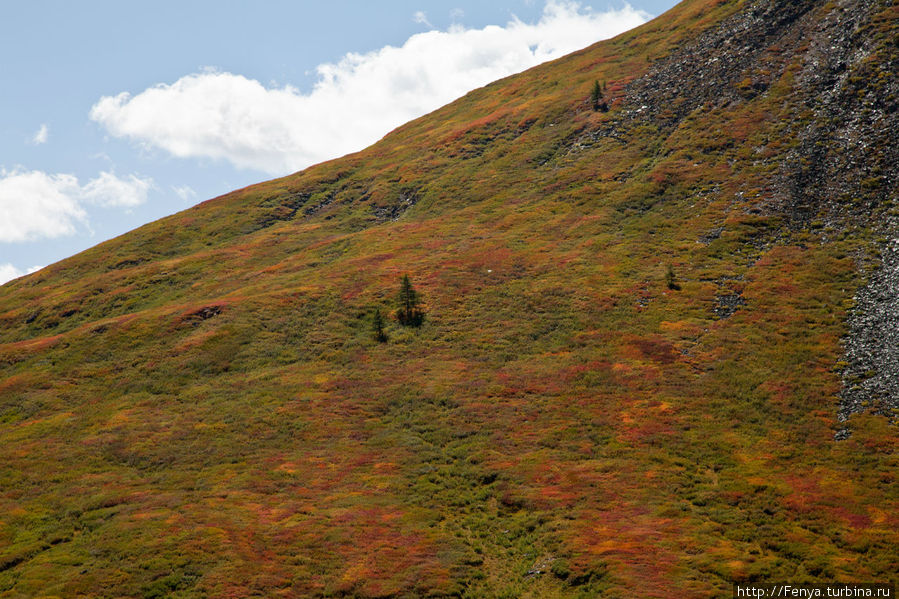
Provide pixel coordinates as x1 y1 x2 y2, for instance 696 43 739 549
627 0 899 434
839 227 899 436
627 0 818 125
777 0 899 433
775 0 899 232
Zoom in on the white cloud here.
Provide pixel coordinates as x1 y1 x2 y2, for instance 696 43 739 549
0 263 24 285
0 169 87 242
80 171 153 207
172 185 197 201
30 124 49 145
0 168 153 242
89 1 648 175
413 11 433 27
0 264 43 285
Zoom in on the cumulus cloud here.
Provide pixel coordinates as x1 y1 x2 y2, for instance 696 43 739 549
0 264 43 285
0 169 87 242
90 1 648 175
0 264 25 285
0 168 153 242
80 171 153 207
30 124 49 145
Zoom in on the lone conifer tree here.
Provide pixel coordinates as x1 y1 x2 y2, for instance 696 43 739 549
665 265 681 291
372 307 388 342
590 80 608 112
396 274 425 327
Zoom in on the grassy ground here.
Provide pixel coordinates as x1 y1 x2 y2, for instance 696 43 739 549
0 0 897 596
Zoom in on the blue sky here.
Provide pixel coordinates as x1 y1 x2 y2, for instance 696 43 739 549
0 0 677 284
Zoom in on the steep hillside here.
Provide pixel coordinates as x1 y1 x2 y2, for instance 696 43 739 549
1 0 897 597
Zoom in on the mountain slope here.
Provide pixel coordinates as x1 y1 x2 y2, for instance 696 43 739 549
1 0 897 597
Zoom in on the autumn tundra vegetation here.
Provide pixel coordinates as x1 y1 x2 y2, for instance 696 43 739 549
0 0 897 597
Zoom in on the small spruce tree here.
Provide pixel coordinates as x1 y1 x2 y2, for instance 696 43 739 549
665 265 681 291
372 307 388 342
396 274 425 327
590 80 608 112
